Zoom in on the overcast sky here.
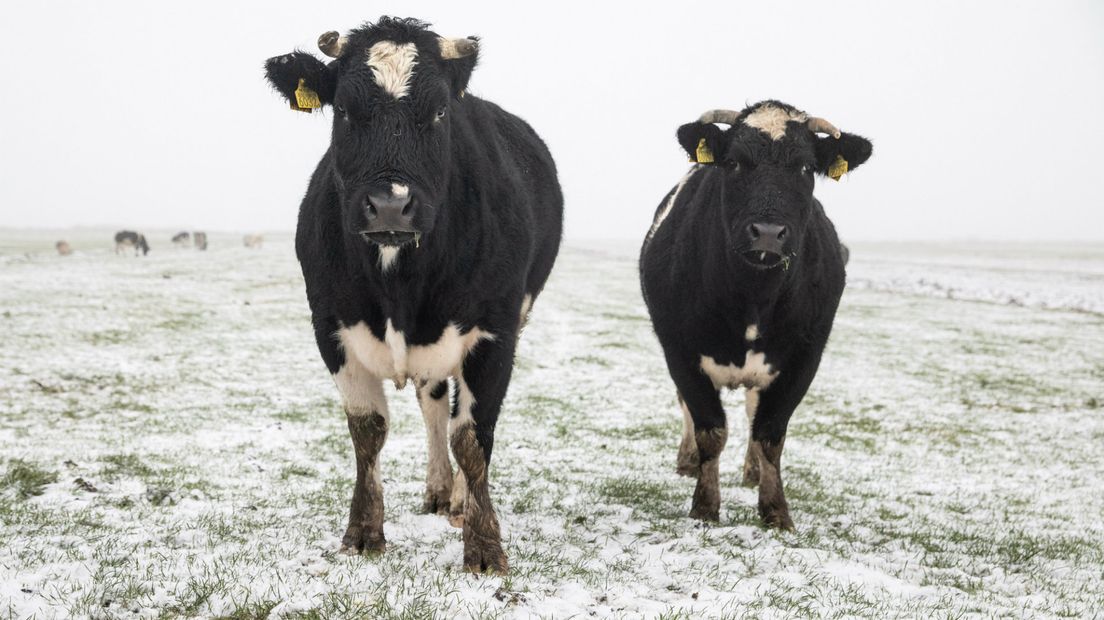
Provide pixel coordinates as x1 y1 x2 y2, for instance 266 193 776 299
1 1 1101 241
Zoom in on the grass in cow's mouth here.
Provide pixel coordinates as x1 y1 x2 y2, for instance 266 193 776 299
741 250 784 269
360 230 420 247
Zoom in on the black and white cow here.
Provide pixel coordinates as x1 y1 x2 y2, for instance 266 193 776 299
264 17 562 573
172 231 191 247
193 232 208 251
640 101 872 529
114 230 149 256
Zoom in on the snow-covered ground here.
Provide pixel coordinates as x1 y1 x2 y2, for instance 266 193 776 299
1 231 1102 618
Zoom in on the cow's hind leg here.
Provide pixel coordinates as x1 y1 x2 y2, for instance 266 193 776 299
742 389 762 487
334 359 389 554
418 380 453 515
675 393 700 478
450 336 516 573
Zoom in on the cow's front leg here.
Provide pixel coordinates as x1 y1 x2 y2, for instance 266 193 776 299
450 336 516 574
334 360 389 554
417 380 453 515
668 352 728 522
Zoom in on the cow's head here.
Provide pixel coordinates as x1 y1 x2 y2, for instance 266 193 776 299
264 17 478 248
676 100 872 273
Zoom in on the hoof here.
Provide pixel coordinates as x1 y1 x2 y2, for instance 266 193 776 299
760 508 795 531
463 544 509 574
688 505 719 522
422 488 452 516
448 512 465 528
340 527 386 555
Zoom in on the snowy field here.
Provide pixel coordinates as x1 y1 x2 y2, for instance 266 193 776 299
1 230 1102 619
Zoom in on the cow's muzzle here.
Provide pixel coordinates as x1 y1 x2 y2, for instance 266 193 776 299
359 186 420 247
741 223 788 270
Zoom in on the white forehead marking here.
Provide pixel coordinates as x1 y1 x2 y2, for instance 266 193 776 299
743 104 808 141
391 183 409 198
366 41 419 99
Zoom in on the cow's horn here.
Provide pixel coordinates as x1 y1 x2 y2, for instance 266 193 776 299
438 37 479 60
318 31 348 58
807 117 842 139
698 109 740 125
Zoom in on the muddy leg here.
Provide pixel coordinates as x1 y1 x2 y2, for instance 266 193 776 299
689 427 728 521
742 389 762 487
675 393 700 478
333 362 389 554
451 416 507 573
448 469 467 528
752 438 793 530
417 380 452 515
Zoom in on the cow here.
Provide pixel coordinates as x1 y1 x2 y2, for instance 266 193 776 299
56 241 73 256
172 231 191 247
193 232 208 251
639 100 872 530
114 231 149 256
243 234 264 249
264 16 563 573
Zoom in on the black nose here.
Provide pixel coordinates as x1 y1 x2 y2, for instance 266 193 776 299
364 189 415 232
747 223 787 246
741 222 788 269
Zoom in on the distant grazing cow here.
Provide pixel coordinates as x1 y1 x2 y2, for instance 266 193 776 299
193 232 208 251
172 231 191 247
114 231 149 256
243 234 264 249
640 100 872 529
265 16 562 572
56 241 73 256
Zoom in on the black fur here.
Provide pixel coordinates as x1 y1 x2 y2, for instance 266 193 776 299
114 230 149 256
265 16 563 458
640 100 872 526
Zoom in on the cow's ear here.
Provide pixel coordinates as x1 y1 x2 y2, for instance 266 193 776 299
437 37 479 97
677 122 729 164
814 132 872 179
264 52 336 111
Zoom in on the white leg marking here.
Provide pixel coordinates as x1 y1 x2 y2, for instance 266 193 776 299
680 397 696 452
647 166 698 240
449 375 476 433
518 293 533 331
418 382 453 507
333 357 389 421
367 41 419 99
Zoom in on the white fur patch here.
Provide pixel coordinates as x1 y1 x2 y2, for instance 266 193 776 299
745 324 759 341
700 351 779 390
417 381 452 493
338 321 494 388
391 183 409 198
743 104 807 141
379 247 400 272
450 376 476 433
647 166 698 240
333 356 389 418
680 397 695 447
519 293 533 329
366 41 418 99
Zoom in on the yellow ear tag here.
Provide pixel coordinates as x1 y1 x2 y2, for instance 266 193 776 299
828 154 848 181
695 138 714 164
292 78 321 113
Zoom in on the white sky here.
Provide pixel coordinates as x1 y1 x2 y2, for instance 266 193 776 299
1 1 1101 241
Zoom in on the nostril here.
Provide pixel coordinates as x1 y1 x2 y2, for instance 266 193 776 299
401 201 413 216
748 224 760 240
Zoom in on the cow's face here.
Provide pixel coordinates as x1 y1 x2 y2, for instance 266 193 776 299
265 18 478 248
677 101 872 273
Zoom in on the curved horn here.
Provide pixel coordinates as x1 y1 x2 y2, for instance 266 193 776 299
438 37 479 60
806 116 841 139
318 31 348 58
698 109 740 125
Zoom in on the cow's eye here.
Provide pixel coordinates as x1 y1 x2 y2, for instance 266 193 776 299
722 159 741 171
334 104 348 118
435 107 447 122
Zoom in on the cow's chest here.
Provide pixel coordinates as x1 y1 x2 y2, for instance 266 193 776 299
338 320 494 388
698 325 779 390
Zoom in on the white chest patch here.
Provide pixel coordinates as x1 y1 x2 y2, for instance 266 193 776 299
378 247 400 272
339 321 494 386
366 41 418 99
700 350 779 390
743 104 808 141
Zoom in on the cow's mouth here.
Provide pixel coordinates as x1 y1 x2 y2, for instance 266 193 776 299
741 249 784 270
360 231 421 247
